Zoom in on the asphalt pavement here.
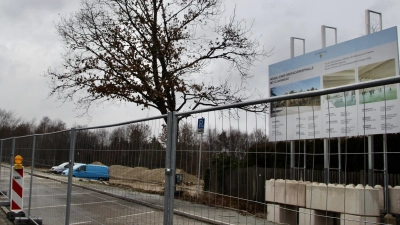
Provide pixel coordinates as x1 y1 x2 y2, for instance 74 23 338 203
0 207 14 225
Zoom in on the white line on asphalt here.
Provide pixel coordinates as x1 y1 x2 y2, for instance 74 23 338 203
22 192 88 197
106 211 155 220
174 209 228 225
29 200 116 209
69 221 92 225
24 181 61 184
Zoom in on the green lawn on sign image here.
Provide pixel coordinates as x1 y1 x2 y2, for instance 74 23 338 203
359 85 397 104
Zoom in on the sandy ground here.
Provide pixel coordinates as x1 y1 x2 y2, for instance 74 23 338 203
91 162 204 196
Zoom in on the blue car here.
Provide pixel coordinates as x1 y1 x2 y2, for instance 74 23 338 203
62 164 109 181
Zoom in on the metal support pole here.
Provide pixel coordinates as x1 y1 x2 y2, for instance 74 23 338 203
365 10 370 35
164 112 177 225
324 139 329 184
365 10 382 35
383 133 389 214
321 26 337 185
164 113 172 225
338 137 342 184
169 113 178 224
290 141 295 180
9 138 15 198
0 140 3 189
197 133 203 198
365 9 382 189
303 140 306 181
65 128 76 225
368 136 374 186
164 112 173 225
290 37 305 58
321 25 337 48
28 135 36 217
289 37 305 181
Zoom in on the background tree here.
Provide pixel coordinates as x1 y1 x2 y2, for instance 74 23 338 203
34 117 69 167
47 0 269 118
0 109 23 138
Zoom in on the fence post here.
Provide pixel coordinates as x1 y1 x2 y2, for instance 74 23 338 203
290 141 295 180
383 133 389 214
338 137 342 184
303 140 306 181
164 112 177 225
65 128 76 225
9 138 15 198
324 139 329 184
0 140 3 190
368 136 374 186
28 135 36 217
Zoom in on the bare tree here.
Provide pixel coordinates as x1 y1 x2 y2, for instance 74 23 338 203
47 0 270 118
0 109 21 138
370 20 382 33
35 116 67 134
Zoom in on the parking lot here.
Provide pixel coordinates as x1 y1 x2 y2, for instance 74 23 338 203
0 167 271 225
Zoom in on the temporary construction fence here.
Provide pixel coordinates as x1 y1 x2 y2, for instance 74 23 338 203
0 76 399 224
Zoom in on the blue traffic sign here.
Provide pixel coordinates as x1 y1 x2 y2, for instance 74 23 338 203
197 118 205 132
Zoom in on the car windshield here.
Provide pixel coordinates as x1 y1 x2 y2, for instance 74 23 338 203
73 164 82 170
64 164 82 172
57 162 69 167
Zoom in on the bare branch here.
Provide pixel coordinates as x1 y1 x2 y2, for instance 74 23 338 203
46 0 272 117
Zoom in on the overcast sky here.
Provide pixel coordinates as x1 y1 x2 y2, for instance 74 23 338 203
0 0 399 129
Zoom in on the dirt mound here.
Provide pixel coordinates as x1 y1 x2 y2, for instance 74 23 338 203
91 161 104 165
109 165 148 180
109 165 202 184
140 168 165 182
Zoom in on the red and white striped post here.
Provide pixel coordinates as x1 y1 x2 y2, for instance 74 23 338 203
10 155 23 213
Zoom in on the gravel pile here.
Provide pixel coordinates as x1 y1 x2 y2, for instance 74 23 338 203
109 165 201 184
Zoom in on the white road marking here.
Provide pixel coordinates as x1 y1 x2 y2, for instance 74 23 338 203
69 221 92 225
106 211 155 220
23 192 88 197
29 200 116 209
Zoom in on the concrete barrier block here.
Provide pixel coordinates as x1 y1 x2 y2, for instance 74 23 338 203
306 183 379 216
373 185 384 212
265 179 308 207
388 185 400 214
266 204 297 225
340 213 380 225
298 208 334 225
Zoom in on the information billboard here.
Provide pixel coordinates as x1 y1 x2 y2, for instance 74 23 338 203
269 27 399 141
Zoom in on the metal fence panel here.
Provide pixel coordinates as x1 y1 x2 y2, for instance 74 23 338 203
66 118 169 225
28 132 71 223
0 138 14 198
169 82 400 224
0 78 400 224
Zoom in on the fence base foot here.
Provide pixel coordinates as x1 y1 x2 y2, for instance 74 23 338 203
15 217 43 225
6 211 25 221
0 201 9 206
384 214 396 225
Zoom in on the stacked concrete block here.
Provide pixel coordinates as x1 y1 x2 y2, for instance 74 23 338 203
305 183 380 216
265 180 382 225
266 204 297 225
298 208 334 225
340 213 380 225
388 185 400 214
373 185 384 213
265 179 309 207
